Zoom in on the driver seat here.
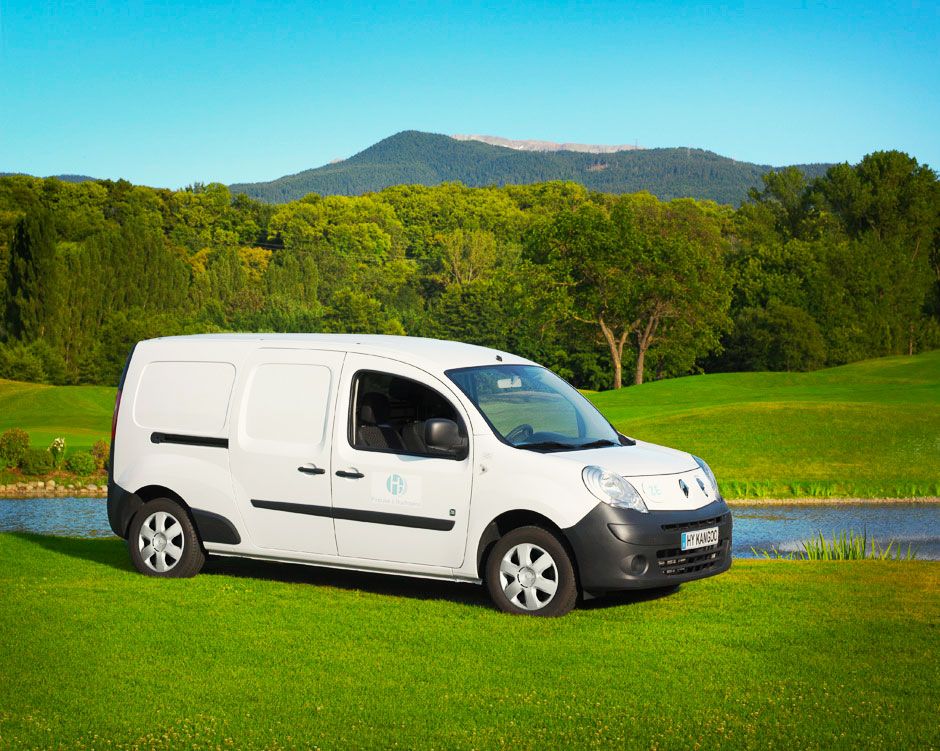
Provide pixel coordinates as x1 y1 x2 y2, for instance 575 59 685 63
357 393 405 451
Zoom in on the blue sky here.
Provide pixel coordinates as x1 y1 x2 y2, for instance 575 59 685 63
1 1 937 188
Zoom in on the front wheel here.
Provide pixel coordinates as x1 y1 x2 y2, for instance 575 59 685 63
128 498 205 578
485 526 578 616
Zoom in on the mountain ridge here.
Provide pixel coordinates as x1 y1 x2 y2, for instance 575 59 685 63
229 131 831 206
451 134 643 153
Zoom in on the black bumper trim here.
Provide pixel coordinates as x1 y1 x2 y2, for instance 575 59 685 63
107 479 142 538
563 500 733 594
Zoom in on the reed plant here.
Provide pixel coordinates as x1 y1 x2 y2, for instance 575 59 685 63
752 529 918 560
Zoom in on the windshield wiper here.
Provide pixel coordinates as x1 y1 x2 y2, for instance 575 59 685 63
516 438 621 452
575 439 620 449
515 441 579 452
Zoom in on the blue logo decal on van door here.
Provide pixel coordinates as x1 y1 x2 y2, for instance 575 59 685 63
386 474 407 496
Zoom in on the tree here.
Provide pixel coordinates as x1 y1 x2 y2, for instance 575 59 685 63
746 166 811 239
4 209 59 341
537 194 731 388
723 300 826 372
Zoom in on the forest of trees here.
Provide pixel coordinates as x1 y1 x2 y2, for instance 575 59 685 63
229 130 832 205
0 149 937 390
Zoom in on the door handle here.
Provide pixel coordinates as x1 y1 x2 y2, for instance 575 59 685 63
335 470 365 479
297 465 326 475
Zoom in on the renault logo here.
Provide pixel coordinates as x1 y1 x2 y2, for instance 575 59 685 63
678 479 689 498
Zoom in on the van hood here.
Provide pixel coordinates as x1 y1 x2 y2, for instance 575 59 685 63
552 439 698 477
550 440 716 510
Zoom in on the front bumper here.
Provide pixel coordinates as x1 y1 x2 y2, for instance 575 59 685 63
563 499 732 594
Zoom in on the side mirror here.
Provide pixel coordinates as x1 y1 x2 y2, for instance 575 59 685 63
425 418 467 458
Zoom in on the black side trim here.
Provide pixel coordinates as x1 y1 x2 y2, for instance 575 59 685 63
250 499 455 531
191 508 242 545
151 432 229 449
334 507 455 531
251 499 333 518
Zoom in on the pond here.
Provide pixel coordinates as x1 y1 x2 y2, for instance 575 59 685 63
0 498 938 559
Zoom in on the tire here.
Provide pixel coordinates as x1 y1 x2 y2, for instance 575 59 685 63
128 498 205 578
485 525 578 617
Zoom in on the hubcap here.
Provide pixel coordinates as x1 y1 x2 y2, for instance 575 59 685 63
138 511 184 573
499 542 558 611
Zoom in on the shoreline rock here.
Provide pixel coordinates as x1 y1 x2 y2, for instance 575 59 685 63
0 484 106 499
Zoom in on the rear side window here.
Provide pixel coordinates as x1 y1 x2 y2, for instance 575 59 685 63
134 361 236 433
244 363 333 446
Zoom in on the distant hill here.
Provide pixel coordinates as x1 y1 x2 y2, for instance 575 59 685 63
0 172 98 183
230 131 832 205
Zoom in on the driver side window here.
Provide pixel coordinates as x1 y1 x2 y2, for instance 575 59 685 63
349 371 465 457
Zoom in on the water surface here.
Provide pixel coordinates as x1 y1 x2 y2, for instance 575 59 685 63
1 498 938 559
732 503 940 559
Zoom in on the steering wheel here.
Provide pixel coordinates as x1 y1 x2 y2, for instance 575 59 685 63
505 423 534 444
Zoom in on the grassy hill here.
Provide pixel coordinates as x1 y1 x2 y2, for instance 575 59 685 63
229 130 831 206
2 351 936 498
0 533 936 748
0 380 114 454
589 350 940 499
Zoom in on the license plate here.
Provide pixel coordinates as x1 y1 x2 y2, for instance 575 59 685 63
681 527 719 551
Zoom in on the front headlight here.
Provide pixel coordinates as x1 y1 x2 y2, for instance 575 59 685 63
693 456 721 499
582 465 648 513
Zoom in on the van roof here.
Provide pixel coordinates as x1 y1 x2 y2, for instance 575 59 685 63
145 333 535 372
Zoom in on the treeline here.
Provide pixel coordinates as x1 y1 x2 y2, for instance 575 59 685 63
229 130 832 206
0 149 937 390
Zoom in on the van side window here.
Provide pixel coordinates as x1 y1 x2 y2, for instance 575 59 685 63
350 371 464 457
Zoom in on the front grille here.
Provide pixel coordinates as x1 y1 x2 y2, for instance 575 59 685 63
656 539 727 576
660 513 728 532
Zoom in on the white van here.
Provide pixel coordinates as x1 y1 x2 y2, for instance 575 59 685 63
108 334 731 616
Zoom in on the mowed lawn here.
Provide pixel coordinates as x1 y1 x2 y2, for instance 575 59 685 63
0 533 936 749
0 380 114 454
1 350 938 498
589 350 940 499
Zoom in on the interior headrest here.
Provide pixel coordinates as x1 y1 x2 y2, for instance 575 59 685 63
359 392 390 425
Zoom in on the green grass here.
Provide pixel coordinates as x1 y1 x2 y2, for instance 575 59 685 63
0 379 114 454
0 533 936 749
588 350 940 499
1 350 938 498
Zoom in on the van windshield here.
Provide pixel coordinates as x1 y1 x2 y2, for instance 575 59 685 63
446 365 621 451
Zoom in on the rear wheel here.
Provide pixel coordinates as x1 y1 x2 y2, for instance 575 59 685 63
128 498 205 578
485 526 578 616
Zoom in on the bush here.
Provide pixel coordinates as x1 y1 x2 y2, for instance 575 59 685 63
0 428 30 469
724 300 827 372
0 342 46 383
20 447 53 475
49 437 66 468
65 451 97 475
91 440 110 470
